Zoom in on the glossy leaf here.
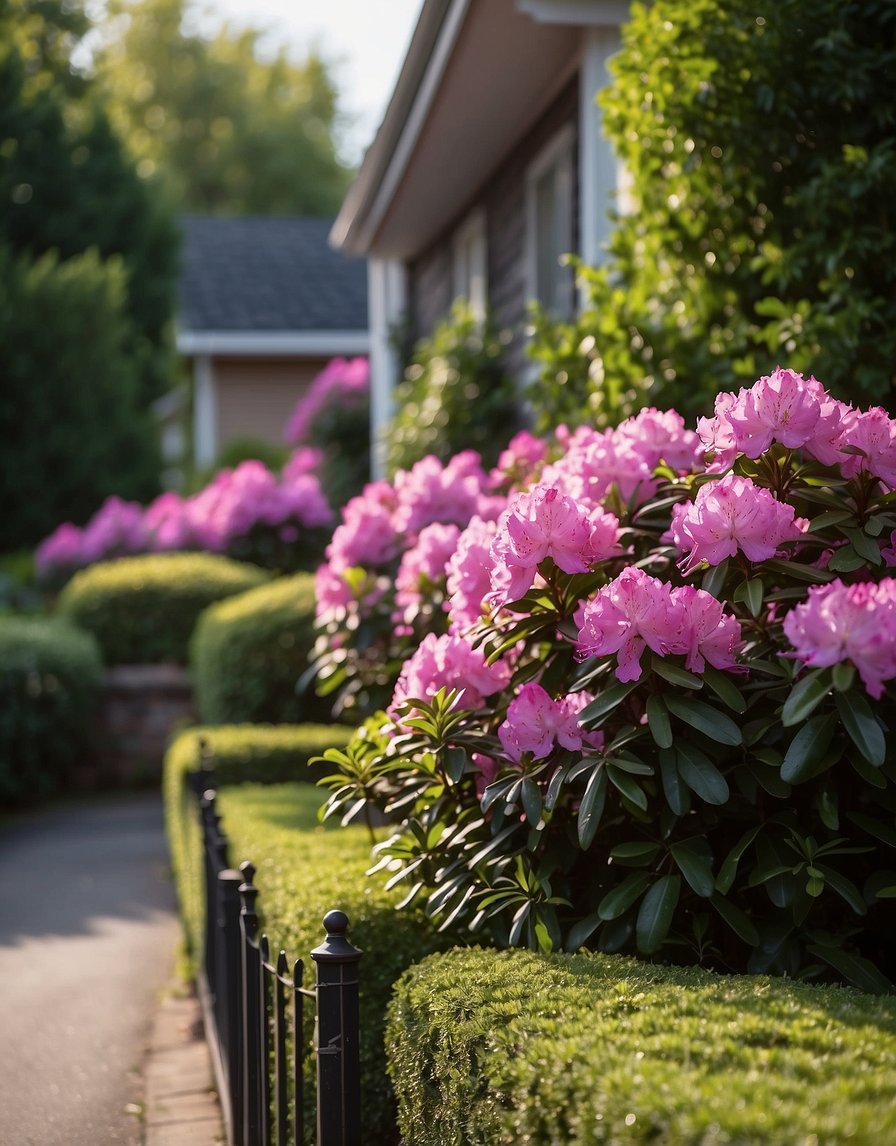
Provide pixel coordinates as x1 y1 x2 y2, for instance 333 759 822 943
835 690 886 766
710 892 759 945
659 747 689 816
807 944 894 995
646 695 673 748
676 742 729 805
598 872 652 920
565 910 603 951
781 669 829 727
670 841 715 897
702 665 747 713
577 767 607 849
578 679 640 728
651 655 703 689
665 694 742 745
780 713 839 783
635 875 681 954
607 766 649 812
716 825 762 895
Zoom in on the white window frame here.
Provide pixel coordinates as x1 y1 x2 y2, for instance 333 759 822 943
525 123 576 320
451 207 487 320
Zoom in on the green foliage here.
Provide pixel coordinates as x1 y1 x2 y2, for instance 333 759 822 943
190 574 333 725
0 244 162 550
527 0 896 430
383 303 521 475
0 615 103 805
388 946 896 1145
0 7 179 406
94 0 351 214
163 725 445 1144
57 552 268 665
321 443 896 992
310 393 371 514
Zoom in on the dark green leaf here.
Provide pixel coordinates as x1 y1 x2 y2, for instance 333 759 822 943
670 841 715 897
651 655 703 689
577 767 608 849
665 694 742 745
847 812 896 848
610 841 661 864
781 713 839 783
710 892 759 945
843 527 883 566
443 746 469 783
835 690 886 766
806 944 894 995
781 669 830 727
607 766 648 812
700 558 729 598
716 826 762 895
659 747 689 816
635 875 681 954
849 753 888 789
761 558 835 583
520 778 543 826
815 865 867 915
598 872 652 920
646 695 673 748
702 665 747 712
827 545 866 574
565 910 603 951
676 742 729 805
832 662 856 692
579 679 640 728
744 578 764 616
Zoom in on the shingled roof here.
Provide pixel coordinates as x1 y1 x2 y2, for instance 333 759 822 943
178 216 368 335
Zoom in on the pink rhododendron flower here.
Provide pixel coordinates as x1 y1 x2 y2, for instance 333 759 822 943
446 516 499 632
282 447 324 480
80 497 147 563
575 567 678 681
390 632 511 719
498 683 605 762
284 357 369 446
473 752 502 796
489 431 547 490
727 367 822 456
489 485 622 605
672 473 803 573
35 522 84 577
882 530 896 567
392 451 496 536
667 585 745 674
393 523 461 631
837 406 896 490
783 578 896 698
325 481 401 570
542 426 656 508
143 491 192 551
696 390 738 473
615 407 702 473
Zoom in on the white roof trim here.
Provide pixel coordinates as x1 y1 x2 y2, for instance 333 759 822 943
176 330 370 357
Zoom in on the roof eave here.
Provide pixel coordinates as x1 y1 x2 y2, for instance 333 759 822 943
176 330 371 357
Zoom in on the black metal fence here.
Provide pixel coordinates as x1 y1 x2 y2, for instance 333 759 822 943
188 766 362 1146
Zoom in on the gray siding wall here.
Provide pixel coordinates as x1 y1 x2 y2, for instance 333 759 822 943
406 76 580 380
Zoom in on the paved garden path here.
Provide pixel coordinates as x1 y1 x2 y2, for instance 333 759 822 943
0 792 181 1146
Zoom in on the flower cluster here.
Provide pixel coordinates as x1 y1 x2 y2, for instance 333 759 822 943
784 578 896 698
283 357 370 447
35 455 333 585
318 367 896 989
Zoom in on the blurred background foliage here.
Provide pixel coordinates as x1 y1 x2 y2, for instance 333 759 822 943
526 0 896 431
0 0 353 553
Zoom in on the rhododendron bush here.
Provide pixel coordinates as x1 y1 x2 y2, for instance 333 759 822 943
317 370 896 992
35 453 333 587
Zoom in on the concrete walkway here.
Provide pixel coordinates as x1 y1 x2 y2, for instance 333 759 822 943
0 792 222 1146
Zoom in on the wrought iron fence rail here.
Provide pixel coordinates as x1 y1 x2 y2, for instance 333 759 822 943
188 766 362 1146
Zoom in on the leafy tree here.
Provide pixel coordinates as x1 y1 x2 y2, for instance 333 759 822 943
0 4 180 405
0 245 161 549
94 0 352 214
527 0 896 430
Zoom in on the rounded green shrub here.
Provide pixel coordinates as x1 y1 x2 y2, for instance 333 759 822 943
0 616 103 804
190 573 332 724
57 552 268 665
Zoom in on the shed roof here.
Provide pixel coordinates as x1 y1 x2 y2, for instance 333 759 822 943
178 216 368 335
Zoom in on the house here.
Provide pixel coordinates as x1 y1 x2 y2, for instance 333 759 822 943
176 216 369 471
330 0 631 468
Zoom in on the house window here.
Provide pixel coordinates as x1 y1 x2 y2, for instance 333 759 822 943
526 124 575 319
452 207 487 320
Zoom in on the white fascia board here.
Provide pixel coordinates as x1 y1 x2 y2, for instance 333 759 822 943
336 0 471 256
518 0 630 25
176 330 370 357
579 25 623 271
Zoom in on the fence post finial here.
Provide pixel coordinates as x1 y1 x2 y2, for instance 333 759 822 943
312 910 362 1146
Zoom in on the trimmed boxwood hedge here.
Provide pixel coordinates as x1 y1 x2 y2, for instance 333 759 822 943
163 723 448 1146
387 947 896 1145
0 615 104 804
190 573 331 725
164 722 355 963
57 552 268 665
